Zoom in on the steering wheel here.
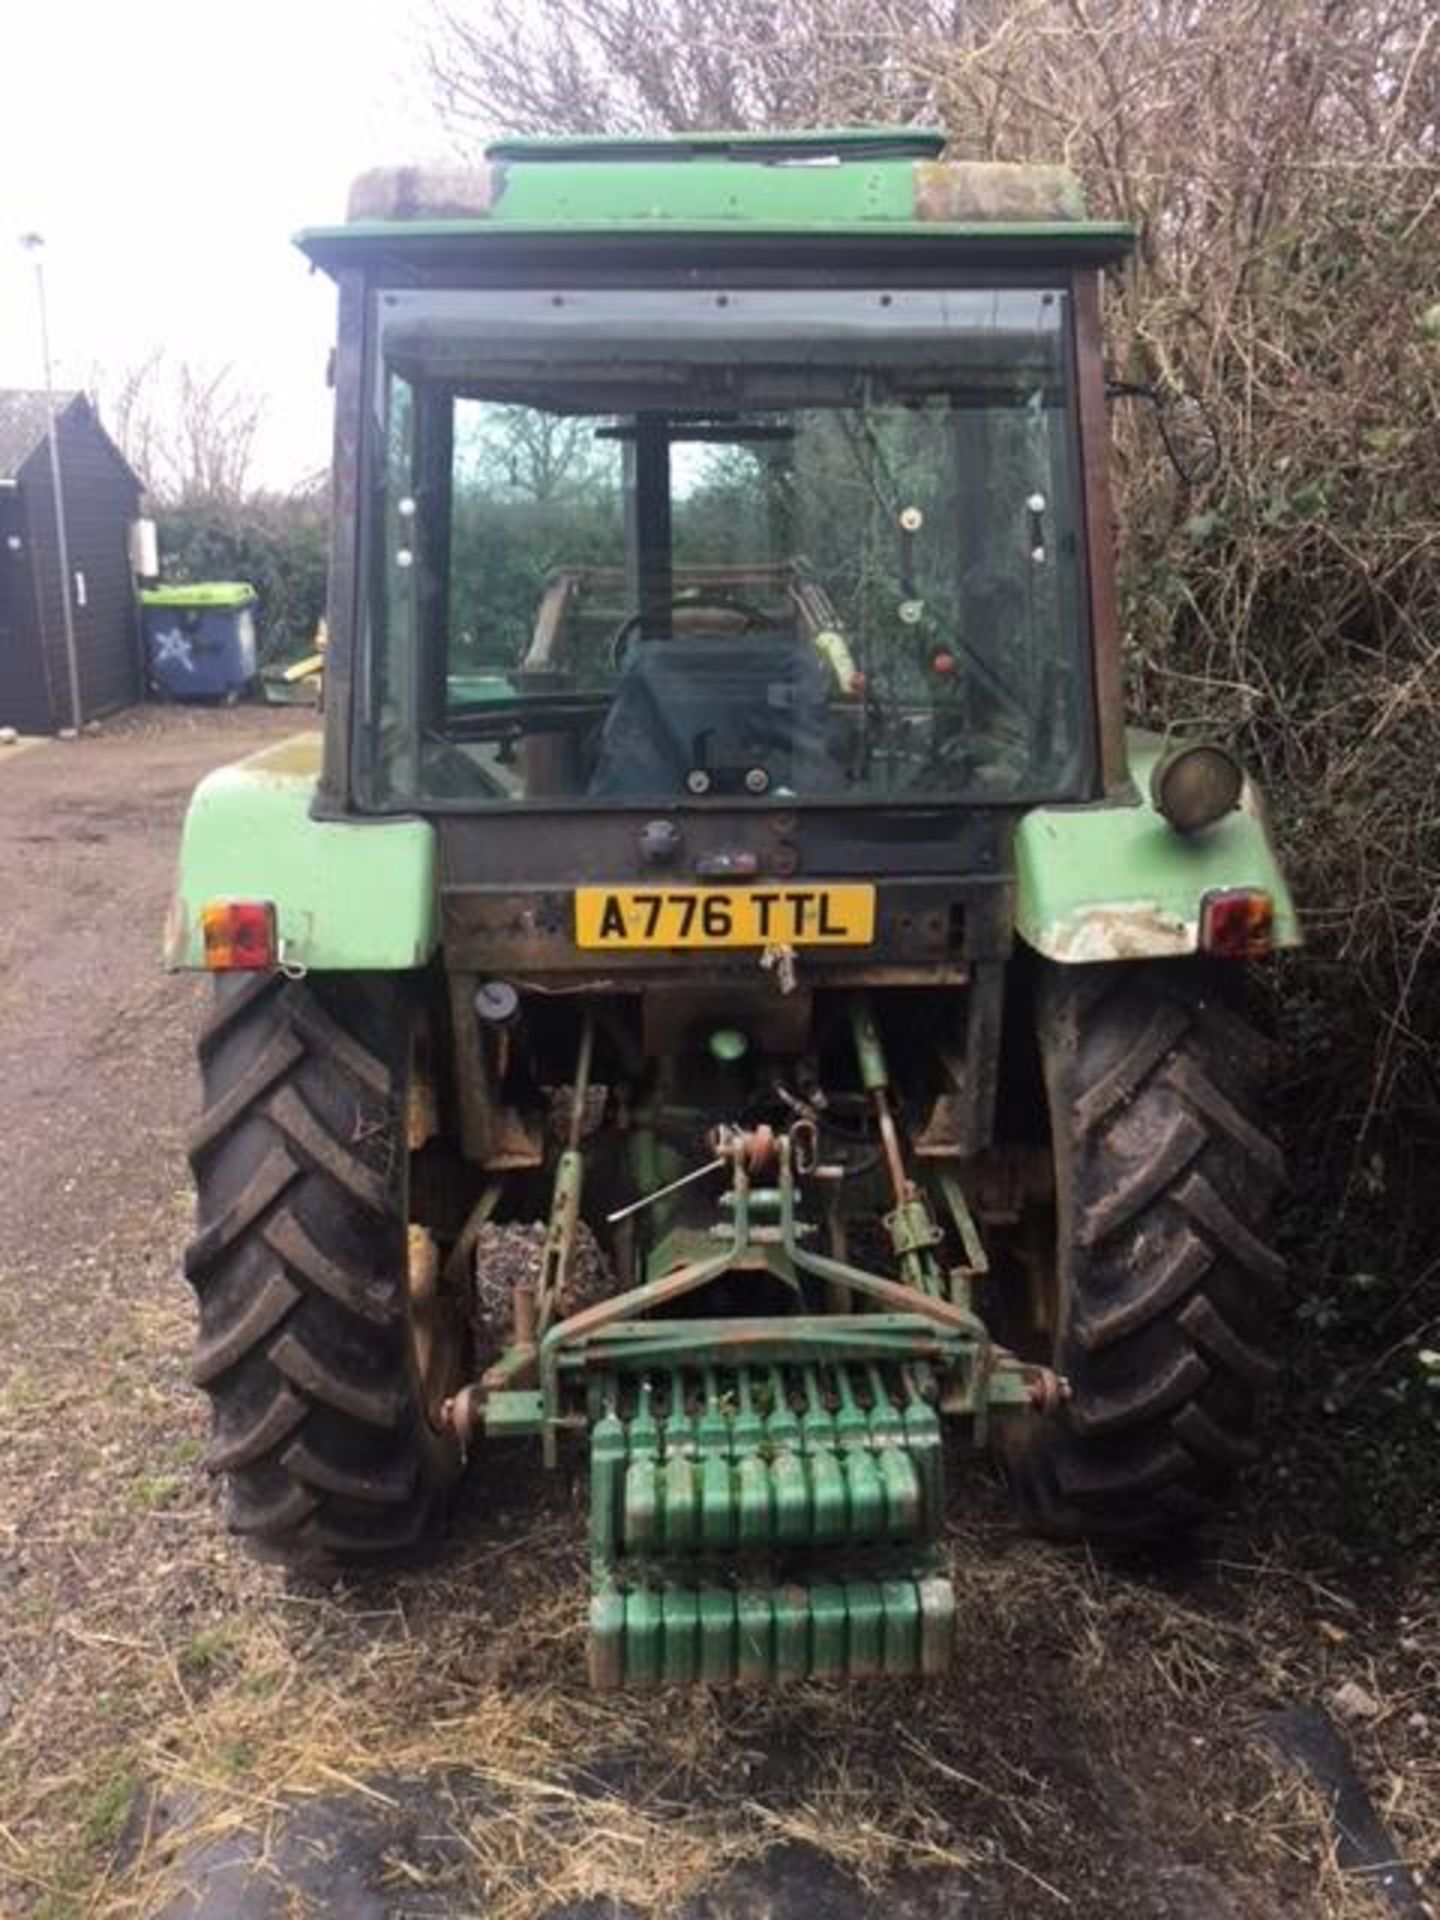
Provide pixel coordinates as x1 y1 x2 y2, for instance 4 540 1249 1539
608 592 776 671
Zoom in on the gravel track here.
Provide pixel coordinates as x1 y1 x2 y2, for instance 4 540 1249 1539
0 707 1429 1920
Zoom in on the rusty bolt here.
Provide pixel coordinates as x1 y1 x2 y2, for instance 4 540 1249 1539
1026 1367 1071 1414
513 1282 538 1348
441 1384 482 1443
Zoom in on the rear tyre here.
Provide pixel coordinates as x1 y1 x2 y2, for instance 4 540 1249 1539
184 972 465 1568
1002 960 1285 1542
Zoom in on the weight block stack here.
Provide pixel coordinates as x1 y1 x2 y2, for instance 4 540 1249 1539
588 1364 956 1687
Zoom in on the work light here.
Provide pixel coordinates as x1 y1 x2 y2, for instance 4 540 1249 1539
1150 742 1244 834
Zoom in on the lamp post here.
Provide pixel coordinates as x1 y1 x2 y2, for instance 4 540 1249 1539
18 232 82 735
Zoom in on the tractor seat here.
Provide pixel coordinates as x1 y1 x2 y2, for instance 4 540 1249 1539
589 636 841 798
670 603 755 636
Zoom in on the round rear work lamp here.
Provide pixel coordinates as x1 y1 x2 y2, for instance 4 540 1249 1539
1150 743 1244 834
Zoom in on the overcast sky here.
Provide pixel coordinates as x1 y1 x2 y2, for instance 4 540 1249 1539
0 0 452 489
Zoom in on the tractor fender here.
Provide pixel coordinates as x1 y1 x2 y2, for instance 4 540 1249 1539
163 731 439 971
1013 732 1300 964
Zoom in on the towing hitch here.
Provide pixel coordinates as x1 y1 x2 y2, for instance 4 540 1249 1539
444 1000 1060 1688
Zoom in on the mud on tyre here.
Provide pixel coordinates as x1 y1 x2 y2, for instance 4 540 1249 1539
1004 960 1286 1542
184 972 464 1566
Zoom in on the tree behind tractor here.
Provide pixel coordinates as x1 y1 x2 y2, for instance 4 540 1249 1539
168 129 1297 1687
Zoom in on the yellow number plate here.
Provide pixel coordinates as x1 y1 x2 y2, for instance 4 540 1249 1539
574 885 876 950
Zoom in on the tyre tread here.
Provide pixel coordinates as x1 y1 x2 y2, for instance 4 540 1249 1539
190 1267 299 1385
205 1385 308 1471
1007 961 1283 1544
183 974 460 1569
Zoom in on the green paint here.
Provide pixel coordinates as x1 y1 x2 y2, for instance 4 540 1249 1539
590 1400 625 1564
497 151 914 226
299 137 1132 264
486 127 948 160
707 1026 749 1063
585 1355 959 1686
447 669 516 704
483 1390 545 1436
140 581 255 609
569 1145 992 1684
164 732 438 971
304 210 1133 256
1014 731 1300 962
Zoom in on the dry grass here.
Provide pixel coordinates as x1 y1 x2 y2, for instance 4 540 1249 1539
4 1317 1438 1920
0 1161 1432 1914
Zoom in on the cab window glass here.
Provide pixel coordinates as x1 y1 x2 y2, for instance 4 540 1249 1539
365 287 1090 806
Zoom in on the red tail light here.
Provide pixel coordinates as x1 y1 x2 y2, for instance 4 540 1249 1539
201 900 278 971
1199 888 1273 959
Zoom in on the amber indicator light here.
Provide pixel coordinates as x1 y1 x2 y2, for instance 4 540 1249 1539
200 900 278 971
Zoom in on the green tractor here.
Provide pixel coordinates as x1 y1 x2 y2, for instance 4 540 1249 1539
167 129 1296 1687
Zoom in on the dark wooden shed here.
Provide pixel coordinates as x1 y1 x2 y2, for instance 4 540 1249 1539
0 391 144 733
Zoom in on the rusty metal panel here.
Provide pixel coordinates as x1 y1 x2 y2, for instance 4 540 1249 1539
445 967 546 1167
321 269 367 808
439 879 1006 977
1072 270 1127 794
640 984 815 1057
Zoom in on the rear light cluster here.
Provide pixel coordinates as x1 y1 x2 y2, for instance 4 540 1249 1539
201 900 278 971
1199 888 1272 959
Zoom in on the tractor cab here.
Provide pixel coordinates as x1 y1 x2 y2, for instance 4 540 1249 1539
298 130 1132 819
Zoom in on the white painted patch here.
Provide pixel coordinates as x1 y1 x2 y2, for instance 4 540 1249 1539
152 624 196 674
1045 902 1196 963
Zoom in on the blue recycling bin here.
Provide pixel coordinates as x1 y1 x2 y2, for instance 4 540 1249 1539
140 582 258 700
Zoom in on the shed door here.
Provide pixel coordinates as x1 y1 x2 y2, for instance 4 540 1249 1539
0 493 52 732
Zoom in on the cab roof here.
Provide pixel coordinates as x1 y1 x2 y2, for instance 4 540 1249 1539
296 128 1133 275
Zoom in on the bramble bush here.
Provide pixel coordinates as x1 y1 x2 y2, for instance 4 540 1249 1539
156 487 328 664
